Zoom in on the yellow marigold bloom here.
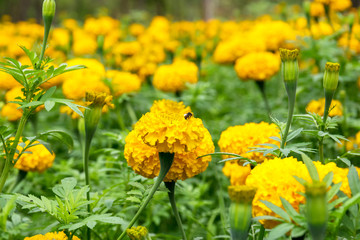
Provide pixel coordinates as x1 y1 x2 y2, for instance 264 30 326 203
310 2 325 17
61 58 109 100
110 71 141 96
24 231 80 240
223 162 251 186
129 23 145 37
356 131 360 147
218 122 280 163
114 41 141 56
138 63 157 81
311 22 335 39
252 20 297 51
0 71 21 90
337 137 357 151
306 98 343 117
125 100 214 181
126 226 149 240
72 29 97 56
83 16 119 36
1 103 22 121
338 34 360 54
331 0 352 11
14 138 55 172
213 33 267 64
234 52 280 81
246 157 356 229
62 18 78 31
153 59 198 92
50 28 70 48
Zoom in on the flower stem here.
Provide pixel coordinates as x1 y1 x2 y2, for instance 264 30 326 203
0 114 28 193
255 81 271 117
280 81 296 153
165 181 187 240
38 22 50 69
117 152 175 240
258 225 265 240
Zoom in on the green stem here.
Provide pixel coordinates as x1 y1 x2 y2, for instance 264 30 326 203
38 23 51 69
255 81 271 117
280 81 297 152
0 114 28 193
125 101 137 124
83 128 93 240
258 225 265 240
117 152 175 240
319 139 324 164
165 181 187 240
319 90 334 163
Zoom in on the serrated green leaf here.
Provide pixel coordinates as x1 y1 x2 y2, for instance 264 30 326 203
323 171 334 188
286 128 303 142
128 182 145 192
280 197 300 220
41 86 57 101
301 153 319 181
267 222 294 240
348 166 360 195
260 200 291 222
38 130 73 152
327 182 342 202
44 100 55 111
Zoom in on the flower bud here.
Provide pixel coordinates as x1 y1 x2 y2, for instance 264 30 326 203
323 62 340 91
126 226 151 240
305 181 327 240
280 48 299 83
228 185 257 240
42 0 56 21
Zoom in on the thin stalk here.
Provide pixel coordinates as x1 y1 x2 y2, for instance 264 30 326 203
165 181 187 240
83 130 93 240
0 114 28 193
280 80 297 153
117 152 175 240
319 90 334 163
125 101 137 124
258 225 265 240
319 140 324 164
255 81 271 117
38 24 50 69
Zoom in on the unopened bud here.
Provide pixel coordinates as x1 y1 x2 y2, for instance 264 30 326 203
228 185 257 240
42 0 56 19
280 48 299 83
126 226 151 240
323 62 340 91
305 181 327 240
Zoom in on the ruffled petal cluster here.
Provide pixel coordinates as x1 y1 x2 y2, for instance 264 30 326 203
124 99 214 181
14 138 55 172
24 231 80 240
234 52 280 81
306 98 343 117
153 59 198 92
109 71 142 96
245 157 357 229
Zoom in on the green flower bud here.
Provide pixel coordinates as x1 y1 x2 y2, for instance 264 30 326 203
305 181 327 240
323 62 340 91
280 48 299 83
228 186 257 240
42 0 56 21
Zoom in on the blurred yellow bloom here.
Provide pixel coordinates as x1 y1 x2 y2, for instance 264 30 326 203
24 231 80 240
129 23 145 37
72 29 97 56
310 2 325 17
114 41 141 56
306 98 343 117
14 138 55 172
0 71 21 90
110 71 141 96
234 52 280 81
83 16 120 36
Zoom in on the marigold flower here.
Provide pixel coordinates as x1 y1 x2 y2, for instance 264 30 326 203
153 59 198 92
0 71 21 90
110 71 142 96
114 41 141 56
218 122 280 163
72 29 97 56
125 100 214 181
129 23 145 37
245 157 355 229
234 52 280 81
330 0 352 11
126 226 150 240
306 98 343 117
310 2 325 17
24 231 80 240
14 138 55 172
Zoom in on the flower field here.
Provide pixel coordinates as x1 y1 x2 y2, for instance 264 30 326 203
1 0 360 239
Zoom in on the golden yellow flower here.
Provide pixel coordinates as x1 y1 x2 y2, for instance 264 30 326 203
153 59 198 92
50 28 70 48
62 18 78 31
306 98 343 117
0 71 21 90
223 162 251 186
331 0 352 11
83 16 119 36
114 41 141 56
24 231 80 240
337 137 357 151
311 21 335 39
125 100 214 181
72 29 97 56
218 122 280 163
213 33 266 64
234 52 280 81
1 103 22 121
356 131 360 147
14 138 55 172
310 2 325 17
129 23 145 37
110 71 141 96
246 157 356 229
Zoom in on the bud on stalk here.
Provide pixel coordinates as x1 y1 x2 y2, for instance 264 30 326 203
305 181 327 240
322 62 340 126
228 185 257 240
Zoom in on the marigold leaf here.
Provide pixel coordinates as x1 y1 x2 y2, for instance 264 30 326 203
301 153 319 181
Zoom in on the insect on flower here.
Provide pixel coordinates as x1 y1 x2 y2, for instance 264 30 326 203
184 112 193 120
